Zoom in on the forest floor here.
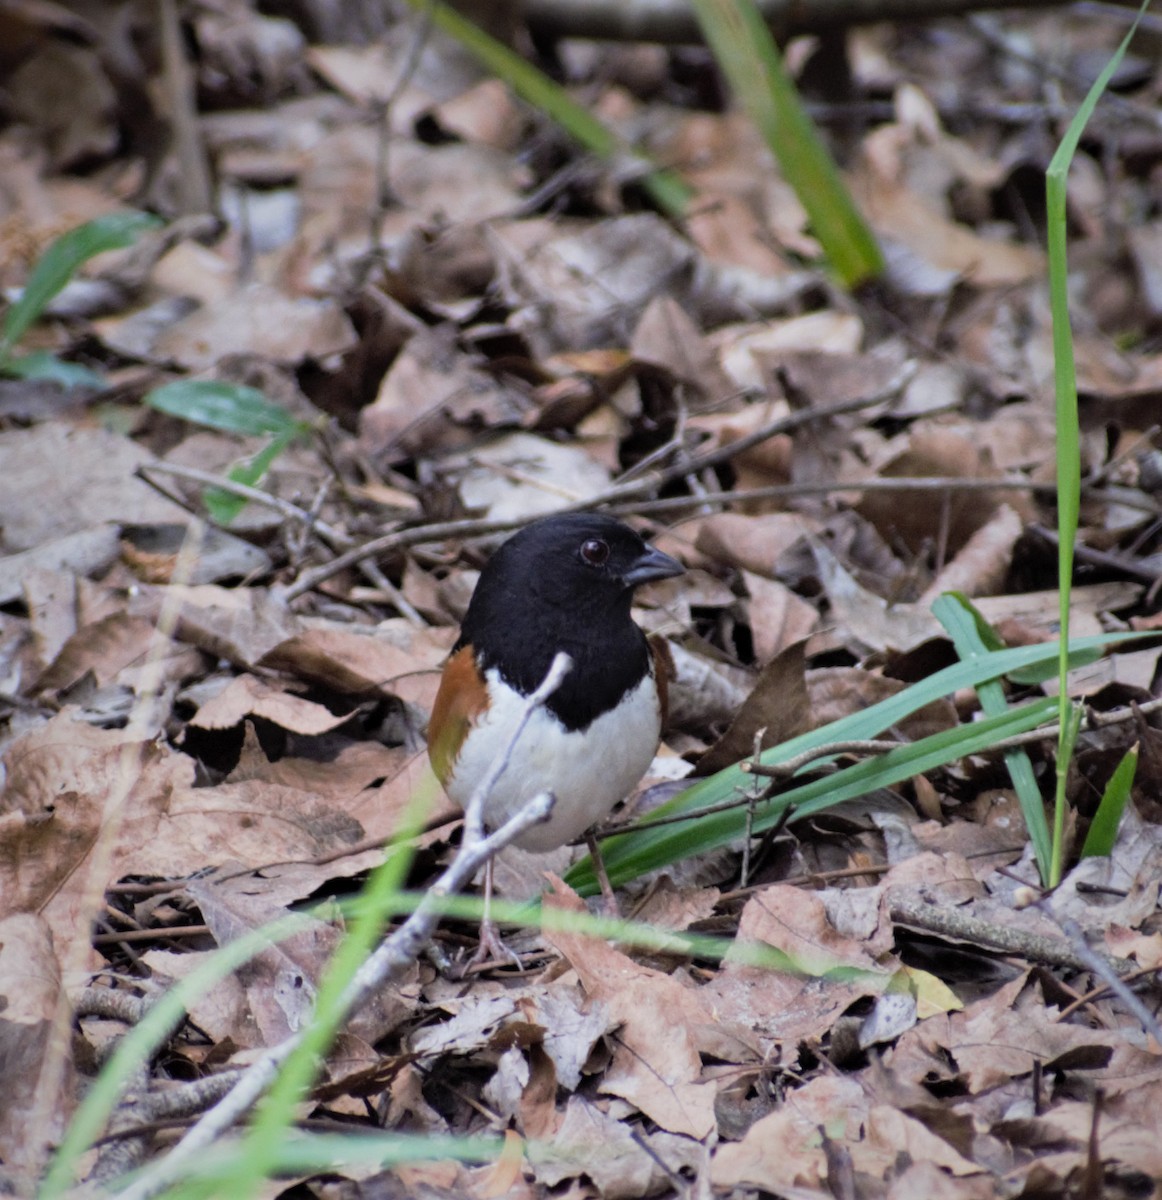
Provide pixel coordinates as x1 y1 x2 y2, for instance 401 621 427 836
3 2 1162 1197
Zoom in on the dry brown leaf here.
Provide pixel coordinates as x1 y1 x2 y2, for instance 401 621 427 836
737 883 890 976
0 914 72 1183
686 401 794 491
414 976 612 1096
542 878 717 1138
741 569 819 663
813 542 941 653
440 431 614 520
851 124 1042 289
203 743 448 905
151 584 302 668
694 639 810 776
0 424 189 551
694 511 821 577
918 502 1024 604
532 1097 706 1198
0 715 194 960
23 566 80 670
33 613 173 694
890 976 1135 1095
359 324 528 460
153 283 356 369
711 312 864 392
710 1075 866 1189
188 674 353 735
259 622 452 706
0 529 121 607
972 581 1140 641
665 641 753 734
629 878 720 933
630 295 733 407
0 710 420 960
855 427 1016 555
434 79 524 149
488 215 697 356
184 875 416 1047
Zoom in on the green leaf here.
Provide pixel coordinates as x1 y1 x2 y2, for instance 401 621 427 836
204 428 297 525
145 380 311 437
933 592 1052 882
1080 745 1138 859
687 0 883 287
0 211 162 362
0 349 104 388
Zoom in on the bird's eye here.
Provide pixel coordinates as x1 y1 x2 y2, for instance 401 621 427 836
580 538 610 566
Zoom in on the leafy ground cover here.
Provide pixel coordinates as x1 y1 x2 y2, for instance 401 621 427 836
3 3 1162 1197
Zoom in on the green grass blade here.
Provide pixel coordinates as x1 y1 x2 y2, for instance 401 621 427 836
0 350 105 388
399 0 692 217
687 0 882 287
1046 2 1147 884
149 1133 507 1200
569 631 1148 893
1080 745 1137 859
0 212 162 363
204 428 297 525
573 695 1058 893
934 593 1052 880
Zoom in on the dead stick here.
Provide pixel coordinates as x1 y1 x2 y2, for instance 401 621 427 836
888 894 1133 975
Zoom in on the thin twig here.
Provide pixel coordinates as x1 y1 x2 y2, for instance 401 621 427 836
1030 523 1162 584
91 926 210 946
138 462 429 623
284 384 908 601
615 477 1161 518
739 728 766 889
1047 912 1162 1043
1054 965 1161 1022
137 463 349 546
741 739 903 778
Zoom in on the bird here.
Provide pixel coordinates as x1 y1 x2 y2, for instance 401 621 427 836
427 512 684 963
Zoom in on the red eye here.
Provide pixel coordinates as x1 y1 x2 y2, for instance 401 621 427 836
580 538 610 566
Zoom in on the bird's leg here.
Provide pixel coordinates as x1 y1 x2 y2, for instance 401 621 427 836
586 833 620 919
461 858 523 974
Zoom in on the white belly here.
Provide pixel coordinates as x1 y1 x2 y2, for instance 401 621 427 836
445 668 662 851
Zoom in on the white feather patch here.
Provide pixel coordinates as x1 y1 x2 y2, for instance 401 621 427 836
445 667 662 851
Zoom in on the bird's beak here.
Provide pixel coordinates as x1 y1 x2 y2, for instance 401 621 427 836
622 544 685 588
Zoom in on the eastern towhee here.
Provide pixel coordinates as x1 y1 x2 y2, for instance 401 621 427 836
427 512 683 957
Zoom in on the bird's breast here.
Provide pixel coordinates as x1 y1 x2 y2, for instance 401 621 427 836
443 666 663 852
